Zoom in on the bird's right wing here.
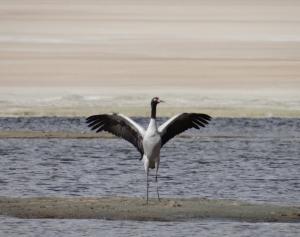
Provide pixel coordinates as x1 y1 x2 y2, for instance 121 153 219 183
158 113 211 147
86 113 145 158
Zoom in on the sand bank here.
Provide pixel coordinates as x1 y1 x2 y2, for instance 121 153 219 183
0 103 300 118
0 131 205 139
0 131 113 139
0 197 299 222
1 131 299 141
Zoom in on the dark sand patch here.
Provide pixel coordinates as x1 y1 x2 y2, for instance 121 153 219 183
0 197 299 222
0 131 114 139
2 131 298 141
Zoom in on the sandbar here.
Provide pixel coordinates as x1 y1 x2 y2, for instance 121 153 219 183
0 197 299 222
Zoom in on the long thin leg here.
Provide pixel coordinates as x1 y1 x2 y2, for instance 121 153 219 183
155 163 160 202
146 168 149 204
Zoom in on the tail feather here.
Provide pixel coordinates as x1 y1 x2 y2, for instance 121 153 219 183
142 155 156 170
149 159 155 169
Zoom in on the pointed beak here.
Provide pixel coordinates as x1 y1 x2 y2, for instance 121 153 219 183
159 99 165 103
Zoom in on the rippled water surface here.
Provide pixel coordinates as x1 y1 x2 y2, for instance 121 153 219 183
1 217 300 237
0 117 299 236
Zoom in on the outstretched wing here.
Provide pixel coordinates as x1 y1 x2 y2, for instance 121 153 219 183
158 113 211 147
86 113 145 158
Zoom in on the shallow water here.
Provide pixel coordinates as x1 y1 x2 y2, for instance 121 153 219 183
1 217 300 237
0 117 299 236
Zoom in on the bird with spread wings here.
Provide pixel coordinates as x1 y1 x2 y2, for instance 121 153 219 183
86 97 211 203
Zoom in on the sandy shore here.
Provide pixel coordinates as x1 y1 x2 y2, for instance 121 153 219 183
0 101 299 118
0 1 300 117
0 197 299 222
1 0 300 88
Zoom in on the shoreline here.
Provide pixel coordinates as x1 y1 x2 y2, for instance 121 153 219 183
0 106 299 118
0 196 300 222
0 131 299 140
0 131 113 139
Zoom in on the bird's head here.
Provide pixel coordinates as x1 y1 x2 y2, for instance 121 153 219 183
151 97 164 106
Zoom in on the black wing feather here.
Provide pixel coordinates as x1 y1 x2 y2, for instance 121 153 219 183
86 114 144 158
160 113 211 147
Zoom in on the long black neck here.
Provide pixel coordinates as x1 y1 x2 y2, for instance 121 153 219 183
151 103 157 119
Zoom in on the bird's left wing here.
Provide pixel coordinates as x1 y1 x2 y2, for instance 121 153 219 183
158 113 211 147
86 113 145 158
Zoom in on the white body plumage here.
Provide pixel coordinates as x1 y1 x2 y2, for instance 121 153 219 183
142 118 161 172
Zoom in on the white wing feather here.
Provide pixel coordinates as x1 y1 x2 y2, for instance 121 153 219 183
158 114 182 134
118 113 146 137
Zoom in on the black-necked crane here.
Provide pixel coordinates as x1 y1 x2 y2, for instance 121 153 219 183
86 97 211 204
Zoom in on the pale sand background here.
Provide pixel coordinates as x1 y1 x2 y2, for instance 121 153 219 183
0 0 299 116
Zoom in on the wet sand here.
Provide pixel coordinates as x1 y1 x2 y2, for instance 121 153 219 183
0 131 213 140
0 197 299 222
0 130 113 139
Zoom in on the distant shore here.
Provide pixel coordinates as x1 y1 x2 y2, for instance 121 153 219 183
0 0 300 118
0 196 300 222
1 86 299 118
0 105 299 118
